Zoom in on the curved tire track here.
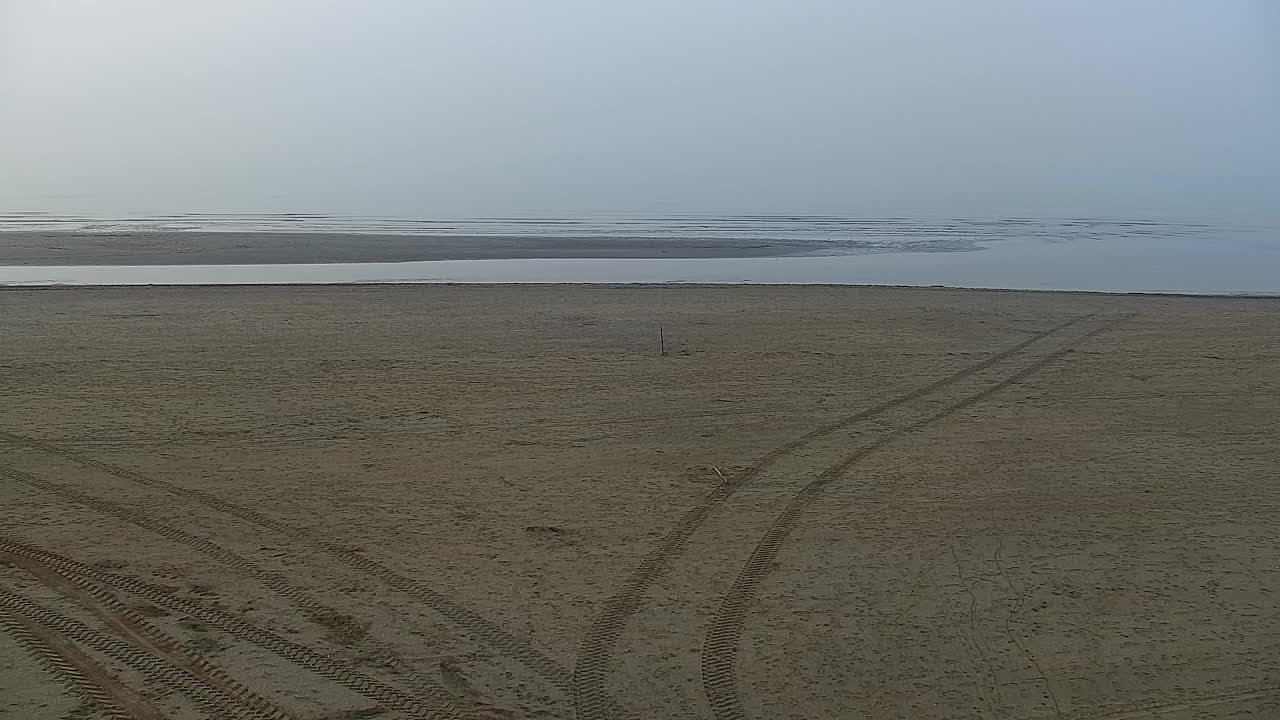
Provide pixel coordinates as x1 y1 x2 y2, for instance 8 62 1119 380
3 547 296 720
572 315 1092 719
0 584 282 720
699 317 1123 720
0 534 458 720
0 597 141 720
0 461 463 718
0 428 570 695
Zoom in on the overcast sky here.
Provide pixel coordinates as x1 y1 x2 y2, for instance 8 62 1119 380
1 1 1276 219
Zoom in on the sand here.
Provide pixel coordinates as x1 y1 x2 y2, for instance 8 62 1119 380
1 284 1278 720
0 232 840 265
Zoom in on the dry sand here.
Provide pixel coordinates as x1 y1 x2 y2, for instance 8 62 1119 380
1 284 1277 720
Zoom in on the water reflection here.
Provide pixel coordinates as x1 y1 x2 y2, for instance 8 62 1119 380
3 235 1278 295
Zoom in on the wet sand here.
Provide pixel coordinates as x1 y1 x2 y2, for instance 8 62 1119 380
0 231 839 265
2 285 1278 719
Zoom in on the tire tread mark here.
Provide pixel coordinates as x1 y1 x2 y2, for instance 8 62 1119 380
699 316 1125 720
0 461 463 719
571 315 1093 719
2 548 296 720
0 535 459 720
0 585 278 720
0 597 136 720
0 428 570 695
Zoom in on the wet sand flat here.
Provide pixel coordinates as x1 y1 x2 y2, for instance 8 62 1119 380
0 231 830 265
1 284 1278 719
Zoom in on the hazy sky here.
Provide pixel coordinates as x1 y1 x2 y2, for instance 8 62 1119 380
2 1 1276 219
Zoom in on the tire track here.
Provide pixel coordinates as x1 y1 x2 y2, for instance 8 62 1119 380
699 317 1123 720
0 428 571 696
0 584 282 719
571 314 1092 719
2 548 296 720
0 534 460 720
0 461 464 719
0 595 148 720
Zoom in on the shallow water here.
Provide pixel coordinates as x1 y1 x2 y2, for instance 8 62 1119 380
0 212 1226 245
4 234 1279 295
2 214 1277 293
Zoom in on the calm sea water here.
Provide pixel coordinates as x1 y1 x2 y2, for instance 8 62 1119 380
2 212 1277 294
0 211 1231 245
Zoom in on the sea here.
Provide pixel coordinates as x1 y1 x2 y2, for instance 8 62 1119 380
2 212 1278 295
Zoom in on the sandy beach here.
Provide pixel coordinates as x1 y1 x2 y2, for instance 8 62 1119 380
2 284 1278 719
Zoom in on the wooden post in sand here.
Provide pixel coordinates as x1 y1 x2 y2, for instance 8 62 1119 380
659 325 667 356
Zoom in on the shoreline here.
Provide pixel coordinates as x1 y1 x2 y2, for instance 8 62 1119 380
4 281 1280 300
4 226 1277 295
0 230 863 265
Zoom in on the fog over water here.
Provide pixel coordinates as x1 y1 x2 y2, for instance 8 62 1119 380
3 1 1277 223
2 2 1278 291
